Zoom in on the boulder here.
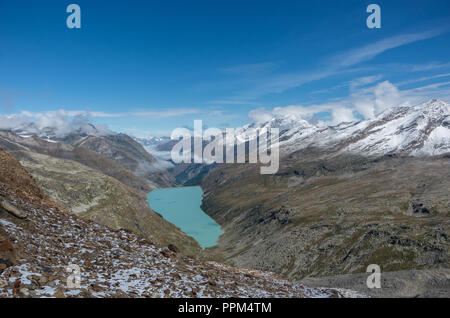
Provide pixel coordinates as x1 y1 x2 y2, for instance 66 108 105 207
0 200 27 219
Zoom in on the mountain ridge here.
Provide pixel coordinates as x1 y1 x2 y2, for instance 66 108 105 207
134 99 450 167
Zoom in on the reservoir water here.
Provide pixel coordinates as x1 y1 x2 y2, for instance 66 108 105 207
147 186 223 248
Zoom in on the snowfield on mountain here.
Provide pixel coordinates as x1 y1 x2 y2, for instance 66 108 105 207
272 99 450 156
139 99 450 161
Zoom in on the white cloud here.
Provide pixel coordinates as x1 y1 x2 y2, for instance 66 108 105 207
352 81 402 119
329 29 446 68
248 79 450 126
409 61 450 72
0 114 27 130
349 75 383 89
331 107 357 124
230 28 447 99
248 108 273 124
248 102 352 125
396 73 450 87
0 109 113 137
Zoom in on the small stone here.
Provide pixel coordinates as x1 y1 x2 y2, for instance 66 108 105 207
20 288 30 296
13 279 21 289
39 276 48 285
167 244 179 253
55 291 65 298
160 250 170 258
0 200 27 219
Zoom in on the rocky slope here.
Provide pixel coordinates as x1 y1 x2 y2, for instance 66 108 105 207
201 154 449 279
11 121 175 188
66 133 175 188
0 131 151 192
0 148 363 298
0 132 201 256
299 268 450 298
13 150 200 255
197 100 450 280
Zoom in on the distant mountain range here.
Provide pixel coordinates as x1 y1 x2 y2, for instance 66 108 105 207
137 99 450 161
13 99 448 163
134 136 171 147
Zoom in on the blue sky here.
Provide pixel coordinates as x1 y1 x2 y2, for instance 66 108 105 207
1 0 450 136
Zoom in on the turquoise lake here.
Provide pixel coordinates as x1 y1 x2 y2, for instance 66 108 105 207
147 186 223 248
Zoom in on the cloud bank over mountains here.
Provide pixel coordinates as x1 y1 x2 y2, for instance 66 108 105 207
0 110 113 138
248 79 450 126
1 73 449 139
1 78 449 140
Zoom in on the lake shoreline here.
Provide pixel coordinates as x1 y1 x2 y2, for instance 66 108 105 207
147 186 224 249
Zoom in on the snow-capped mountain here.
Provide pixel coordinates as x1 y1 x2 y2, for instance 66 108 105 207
133 136 171 147
134 99 450 160
237 99 450 157
342 99 450 156
233 114 317 145
132 136 174 161
281 99 450 156
11 121 111 141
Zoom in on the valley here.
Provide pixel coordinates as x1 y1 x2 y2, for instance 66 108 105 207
0 99 449 298
0 146 363 298
0 130 201 256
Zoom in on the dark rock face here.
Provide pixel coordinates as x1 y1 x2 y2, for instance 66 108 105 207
409 202 431 216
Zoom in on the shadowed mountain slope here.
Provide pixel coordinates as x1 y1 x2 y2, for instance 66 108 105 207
67 133 175 187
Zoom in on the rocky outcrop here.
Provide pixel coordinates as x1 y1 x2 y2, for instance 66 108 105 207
0 201 26 219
